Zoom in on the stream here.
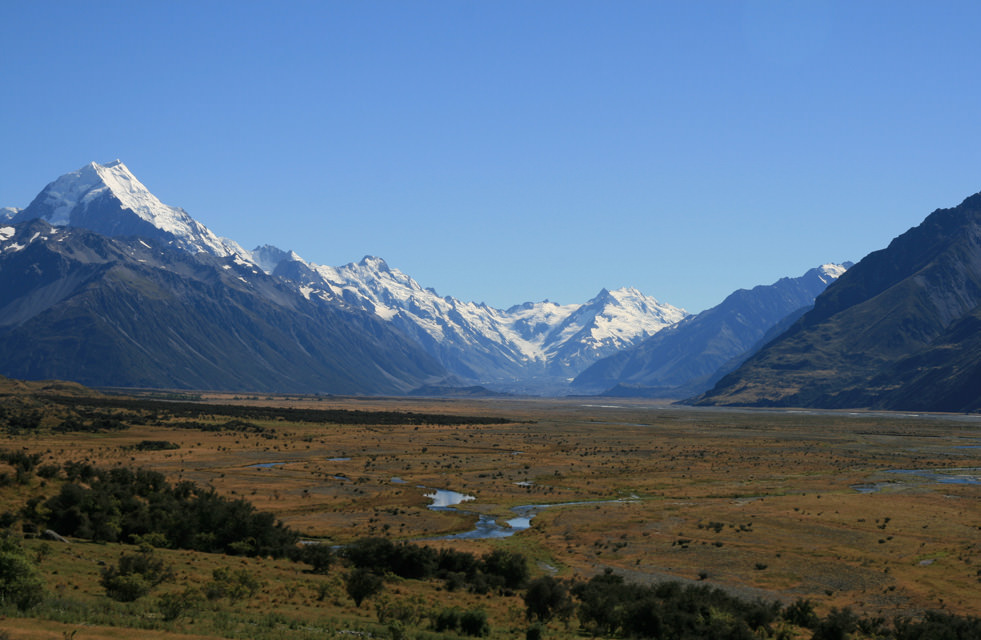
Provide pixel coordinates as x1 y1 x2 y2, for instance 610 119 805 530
423 488 637 540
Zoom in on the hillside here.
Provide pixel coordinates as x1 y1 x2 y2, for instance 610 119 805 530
696 191 981 411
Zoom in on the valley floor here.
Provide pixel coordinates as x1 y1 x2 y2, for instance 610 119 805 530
1 393 979 638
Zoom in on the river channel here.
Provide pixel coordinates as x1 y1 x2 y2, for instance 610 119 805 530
423 488 637 540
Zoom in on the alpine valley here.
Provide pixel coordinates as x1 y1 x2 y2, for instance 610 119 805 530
2 161 850 396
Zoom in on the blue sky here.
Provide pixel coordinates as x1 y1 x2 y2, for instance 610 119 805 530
2 1 980 313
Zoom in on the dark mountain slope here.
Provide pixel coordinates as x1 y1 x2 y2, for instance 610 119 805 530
696 191 981 410
0 221 444 393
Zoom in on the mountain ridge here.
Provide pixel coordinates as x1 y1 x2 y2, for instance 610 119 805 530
0 219 445 393
695 190 981 411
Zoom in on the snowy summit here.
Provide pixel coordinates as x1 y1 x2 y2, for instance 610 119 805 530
12 160 247 259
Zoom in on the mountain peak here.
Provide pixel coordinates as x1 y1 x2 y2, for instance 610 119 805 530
359 255 390 272
13 160 247 260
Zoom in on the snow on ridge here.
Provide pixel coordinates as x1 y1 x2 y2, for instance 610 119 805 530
296 252 687 368
818 263 848 281
25 161 251 262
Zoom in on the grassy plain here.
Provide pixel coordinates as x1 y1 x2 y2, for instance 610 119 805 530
2 391 980 638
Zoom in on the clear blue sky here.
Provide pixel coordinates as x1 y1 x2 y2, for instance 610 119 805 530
2 1 980 313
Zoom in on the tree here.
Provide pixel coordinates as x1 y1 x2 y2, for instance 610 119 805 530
482 548 528 590
524 576 574 623
0 536 44 610
292 543 333 574
345 568 383 607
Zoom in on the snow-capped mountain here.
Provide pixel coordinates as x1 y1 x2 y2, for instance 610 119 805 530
572 262 851 397
5 160 688 393
12 161 248 259
256 251 688 387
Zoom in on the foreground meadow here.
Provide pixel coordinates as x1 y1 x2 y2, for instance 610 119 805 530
0 388 979 638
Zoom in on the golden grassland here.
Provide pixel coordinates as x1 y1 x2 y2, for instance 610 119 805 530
1 393 980 638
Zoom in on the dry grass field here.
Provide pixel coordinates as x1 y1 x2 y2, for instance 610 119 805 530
1 391 979 638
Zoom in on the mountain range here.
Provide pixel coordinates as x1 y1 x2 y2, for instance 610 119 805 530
571 263 850 397
1 160 864 398
7 159 978 411
1 160 702 393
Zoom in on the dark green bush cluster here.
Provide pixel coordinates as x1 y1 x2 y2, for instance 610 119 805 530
0 534 44 610
171 419 275 437
204 567 264 602
341 537 528 593
51 395 514 426
571 569 778 639
100 547 172 602
0 408 42 434
42 465 298 556
121 440 180 451
433 607 489 637
290 543 334 574
893 611 981 639
0 449 42 485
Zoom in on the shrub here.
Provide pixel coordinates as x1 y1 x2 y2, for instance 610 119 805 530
0 536 45 610
812 607 859 640
459 609 490 637
434 607 462 632
100 548 172 602
204 567 264 602
526 623 545 640
158 588 202 621
783 598 819 628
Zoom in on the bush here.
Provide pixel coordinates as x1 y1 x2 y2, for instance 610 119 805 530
204 567 264 602
783 598 819 628
434 607 461 632
0 536 45 610
158 588 202 621
100 548 172 602
459 609 490 637
812 607 859 640
292 542 333 574
43 465 298 556
526 623 545 640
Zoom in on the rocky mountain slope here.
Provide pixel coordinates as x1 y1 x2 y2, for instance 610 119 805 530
696 191 981 411
0 219 445 393
571 264 849 397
